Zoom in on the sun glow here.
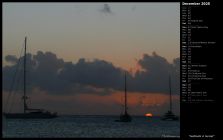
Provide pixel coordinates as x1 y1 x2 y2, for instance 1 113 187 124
145 113 153 117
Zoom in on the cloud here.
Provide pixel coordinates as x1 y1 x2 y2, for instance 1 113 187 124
3 51 179 96
59 58 125 90
3 51 124 95
70 83 115 96
128 52 180 94
99 4 113 14
5 55 18 64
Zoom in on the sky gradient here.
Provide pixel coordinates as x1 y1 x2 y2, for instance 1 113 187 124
3 3 179 70
3 3 180 116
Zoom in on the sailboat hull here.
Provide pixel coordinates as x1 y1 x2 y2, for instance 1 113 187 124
161 111 179 121
115 113 132 122
161 116 179 121
4 113 57 119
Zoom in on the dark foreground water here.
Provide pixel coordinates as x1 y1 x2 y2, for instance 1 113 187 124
2 116 180 138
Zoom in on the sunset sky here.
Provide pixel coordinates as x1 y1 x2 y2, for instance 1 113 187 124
2 3 180 116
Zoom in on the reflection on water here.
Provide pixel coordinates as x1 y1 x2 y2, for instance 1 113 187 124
3 116 180 138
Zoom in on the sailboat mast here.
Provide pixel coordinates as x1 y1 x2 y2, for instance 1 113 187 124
169 75 172 112
23 37 27 113
124 72 127 114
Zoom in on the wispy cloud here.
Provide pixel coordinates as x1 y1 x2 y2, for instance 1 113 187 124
99 4 113 15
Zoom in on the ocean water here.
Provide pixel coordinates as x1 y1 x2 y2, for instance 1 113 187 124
2 116 180 138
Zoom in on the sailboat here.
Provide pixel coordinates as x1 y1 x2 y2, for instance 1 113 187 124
115 72 132 122
3 37 57 119
161 76 178 121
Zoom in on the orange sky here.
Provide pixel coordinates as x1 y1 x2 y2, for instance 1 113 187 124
2 88 180 116
3 3 180 70
2 3 180 116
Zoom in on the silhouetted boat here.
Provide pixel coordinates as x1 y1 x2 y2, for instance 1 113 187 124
161 76 178 121
3 37 57 119
115 72 132 122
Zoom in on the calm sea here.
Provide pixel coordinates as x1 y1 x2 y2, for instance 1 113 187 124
2 115 180 138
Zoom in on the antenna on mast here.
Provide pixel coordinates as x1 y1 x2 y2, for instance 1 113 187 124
169 75 172 112
124 72 127 115
23 37 27 113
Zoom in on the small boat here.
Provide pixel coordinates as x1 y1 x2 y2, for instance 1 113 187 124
161 110 178 121
115 113 131 122
3 37 57 119
115 72 132 122
161 76 179 121
4 109 57 119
